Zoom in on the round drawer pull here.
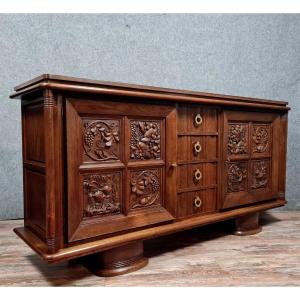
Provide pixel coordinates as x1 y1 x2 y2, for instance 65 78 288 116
194 169 202 181
194 113 202 127
194 196 202 208
193 141 202 154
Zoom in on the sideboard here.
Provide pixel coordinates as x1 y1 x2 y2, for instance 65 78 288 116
10 74 289 276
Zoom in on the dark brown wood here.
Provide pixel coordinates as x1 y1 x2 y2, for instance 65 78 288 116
11 74 289 276
43 90 64 252
221 110 281 209
12 74 288 106
82 241 148 277
10 75 289 111
66 98 176 242
234 212 262 236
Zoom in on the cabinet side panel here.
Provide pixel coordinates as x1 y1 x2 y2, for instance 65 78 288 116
23 103 45 163
22 100 46 241
24 169 46 241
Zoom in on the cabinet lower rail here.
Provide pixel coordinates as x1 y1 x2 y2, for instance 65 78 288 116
14 199 286 264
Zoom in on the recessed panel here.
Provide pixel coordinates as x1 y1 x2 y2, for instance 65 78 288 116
227 123 249 157
129 168 163 210
226 161 248 193
24 104 45 162
24 169 46 240
129 119 162 160
251 124 271 157
82 118 121 163
251 159 271 190
82 171 122 218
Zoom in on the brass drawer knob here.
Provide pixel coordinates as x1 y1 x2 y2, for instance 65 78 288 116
193 141 202 155
194 113 202 127
194 169 202 181
194 196 202 208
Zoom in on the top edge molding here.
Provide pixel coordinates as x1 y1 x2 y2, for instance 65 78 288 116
10 73 289 108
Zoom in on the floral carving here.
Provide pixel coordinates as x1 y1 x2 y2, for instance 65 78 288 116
252 125 270 154
130 169 160 209
251 160 269 189
227 162 247 193
130 120 161 160
83 173 121 217
228 124 248 155
83 120 120 161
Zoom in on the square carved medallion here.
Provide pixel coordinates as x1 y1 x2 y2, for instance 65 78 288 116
227 161 248 193
83 171 122 218
130 120 161 160
82 119 121 162
129 168 162 210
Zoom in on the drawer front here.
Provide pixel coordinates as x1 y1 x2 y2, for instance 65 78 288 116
177 163 217 190
177 105 218 133
66 98 177 242
176 104 219 217
177 189 217 218
177 135 218 162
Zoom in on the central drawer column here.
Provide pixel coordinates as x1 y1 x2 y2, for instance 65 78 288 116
176 105 219 218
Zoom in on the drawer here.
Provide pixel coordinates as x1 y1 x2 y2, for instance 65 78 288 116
177 105 218 133
177 162 217 190
177 135 217 162
177 188 217 218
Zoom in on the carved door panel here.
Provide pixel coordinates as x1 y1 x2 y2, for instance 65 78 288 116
221 110 280 209
66 98 176 242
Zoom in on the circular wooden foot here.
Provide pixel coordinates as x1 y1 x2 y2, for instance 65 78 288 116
234 212 262 236
90 256 148 277
82 241 148 277
234 226 262 236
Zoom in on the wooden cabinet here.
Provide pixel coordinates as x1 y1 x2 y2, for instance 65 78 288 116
11 74 289 276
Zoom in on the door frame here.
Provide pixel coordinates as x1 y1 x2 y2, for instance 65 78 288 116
66 97 177 242
220 109 280 209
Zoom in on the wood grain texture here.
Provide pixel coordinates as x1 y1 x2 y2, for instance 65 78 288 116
10 74 289 277
1 211 300 286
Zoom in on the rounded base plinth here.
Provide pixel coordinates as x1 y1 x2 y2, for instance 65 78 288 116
234 226 262 236
87 256 148 277
82 241 148 277
234 212 262 236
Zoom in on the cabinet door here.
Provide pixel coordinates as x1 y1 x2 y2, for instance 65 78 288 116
221 110 280 209
66 98 176 242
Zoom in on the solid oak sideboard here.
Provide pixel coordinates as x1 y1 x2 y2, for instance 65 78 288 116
10 74 289 276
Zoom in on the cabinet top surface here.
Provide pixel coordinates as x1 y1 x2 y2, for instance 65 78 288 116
10 73 289 108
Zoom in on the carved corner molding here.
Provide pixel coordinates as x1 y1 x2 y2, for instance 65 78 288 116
43 89 55 107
